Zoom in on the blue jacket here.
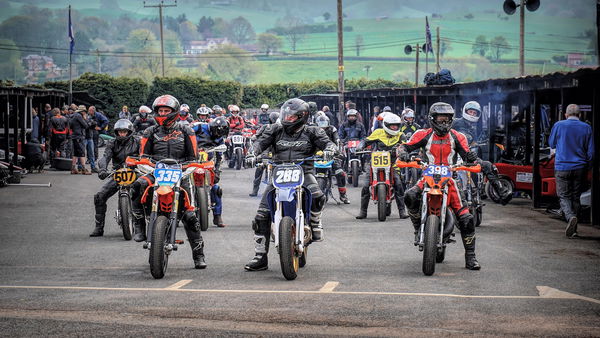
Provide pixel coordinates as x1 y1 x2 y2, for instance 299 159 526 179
93 111 109 129
338 121 366 141
549 117 594 171
192 123 224 148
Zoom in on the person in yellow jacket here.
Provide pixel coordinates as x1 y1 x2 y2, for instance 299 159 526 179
356 113 409 219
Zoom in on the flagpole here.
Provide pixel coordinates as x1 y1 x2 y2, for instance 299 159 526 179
68 5 72 104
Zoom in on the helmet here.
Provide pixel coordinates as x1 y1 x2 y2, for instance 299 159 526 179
462 101 481 123
269 111 280 124
180 104 190 115
315 113 330 128
138 105 151 118
229 104 240 114
401 108 415 124
212 105 223 114
113 119 134 142
382 113 402 136
280 98 310 134
307 101 318 114
209 116 229 138
152 95 180 127
260 103 269 110
383 106 392 112
428 102 455 136
197 107 210 116
346 109 358 117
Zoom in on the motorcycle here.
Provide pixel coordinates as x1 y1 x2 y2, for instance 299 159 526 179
190 144 227 231
456 151 484 227
396 159 481 276
361 150 396 222
267 157 315 280
315 151 339 204
345 140 363 187
105 165 138 240
126 156 205 279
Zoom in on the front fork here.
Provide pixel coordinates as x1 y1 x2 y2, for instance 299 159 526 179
272 186 306 254
144 182 182 252
417 188 448 251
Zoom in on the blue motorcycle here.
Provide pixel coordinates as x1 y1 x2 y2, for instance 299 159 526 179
315 154 339 205
266 158 314 280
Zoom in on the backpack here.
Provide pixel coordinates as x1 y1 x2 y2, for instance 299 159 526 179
424 68 456 86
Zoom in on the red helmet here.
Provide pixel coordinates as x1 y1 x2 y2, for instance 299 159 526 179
152 95 180 127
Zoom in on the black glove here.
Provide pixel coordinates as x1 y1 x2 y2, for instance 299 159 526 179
397 147 409 162
98 170 109 180
465 151 478 164
323 149 335 162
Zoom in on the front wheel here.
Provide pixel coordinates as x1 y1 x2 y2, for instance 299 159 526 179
118 194 133 241
423 215 440 276
149 215 170 279
376 184 387 222
351 161 359 187
235 148 243 170
196 186 210 231
279 216 299 280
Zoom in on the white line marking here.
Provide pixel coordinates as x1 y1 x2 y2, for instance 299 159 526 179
319 281 339 293
537 286 600 305
165 280 192 290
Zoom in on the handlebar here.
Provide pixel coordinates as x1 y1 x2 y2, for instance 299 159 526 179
395 160 481 173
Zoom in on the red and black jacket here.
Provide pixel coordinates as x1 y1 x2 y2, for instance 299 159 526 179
400 128 471 165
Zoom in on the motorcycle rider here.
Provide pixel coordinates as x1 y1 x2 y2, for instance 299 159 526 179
315 113 350 204
179 104 194 123
453 101 512 205
244 98 336 271
226 105 245 167
192 116 230 227
398 102 483 270
90 119 140 237
132 105 157 134
399 108 421 141
196 107 212 123
249 111 279 197
130 94 207 269
356 113 409 220
211 105 223 119
339 109 367 142
258 104 270 125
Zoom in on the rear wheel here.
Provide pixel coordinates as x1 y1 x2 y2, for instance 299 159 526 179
118 194 133 241
351 161 359 187
486 178 513 204
196 186 210 231
423 215 440 276
377 184 387 222
235 148 243 170
279 216 299 280
149 215 170 279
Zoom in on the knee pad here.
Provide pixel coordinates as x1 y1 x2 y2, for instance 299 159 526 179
252 217 270 235
404 188 421 211
312 194 326 211
93 193 104 207
458 213 475 234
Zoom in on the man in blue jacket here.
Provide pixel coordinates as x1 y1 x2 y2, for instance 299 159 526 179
549 104 594 237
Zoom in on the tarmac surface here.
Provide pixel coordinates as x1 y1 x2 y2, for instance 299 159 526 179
0 164 599 337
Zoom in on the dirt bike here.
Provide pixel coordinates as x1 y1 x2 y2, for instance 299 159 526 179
396 159 481 276
110 165 138 240
360 150 395 222
315 153 340 205
456 151 485 227
267 157 315 280
345 140 363 187
126 156 205 279
190 144 227 231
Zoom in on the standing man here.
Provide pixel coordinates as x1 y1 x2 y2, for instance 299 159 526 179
88 106 109 161
549 104 594 237
31 108 40 142
83 106 99 173
69 105 91 175
48 107 70 159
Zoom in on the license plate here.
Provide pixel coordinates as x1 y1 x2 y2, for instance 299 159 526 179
154 168 182 186
371 151 391 168
113 168 136 186
423 165 451 178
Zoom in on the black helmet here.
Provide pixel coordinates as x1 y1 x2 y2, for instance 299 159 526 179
280 98 310 134
269 111 280 124
113 119 134 142
428 102 455 136
209 116 229 138
307 101 318 115
152 95 180 127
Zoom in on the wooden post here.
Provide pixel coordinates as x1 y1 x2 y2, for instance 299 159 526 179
337 0 345 124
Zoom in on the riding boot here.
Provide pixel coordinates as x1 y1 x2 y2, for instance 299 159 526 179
397 196 409 219
355 188 370 219
213 214 225 227
461 232 481 270
245 230 270 271
132 209 147 242
310 210 324 241
191 238 207 269
408 210 421 245
90 213 105 237
338 187 350 204
182 211 206 269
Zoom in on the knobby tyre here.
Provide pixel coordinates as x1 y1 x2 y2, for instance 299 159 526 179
351 161 359 187
119 194 133 241
196 186 210 231
279 216 299 280
423 215 440 276
235 148 243 170
377 184 387 222
149 215 170 279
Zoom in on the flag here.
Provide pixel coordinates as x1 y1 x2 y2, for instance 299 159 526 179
68 5 74 55
425 16 432 54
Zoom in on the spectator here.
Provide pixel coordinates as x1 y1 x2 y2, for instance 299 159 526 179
88 106 109 160
48 107 69 160
69 105 91 175
31 108 40 141
83 106 99 173
322 105 338 128
119 105 131 120
42 103 52 142
549 104 594 237
369 105 381 131
63 106 74 159
23 133 45 173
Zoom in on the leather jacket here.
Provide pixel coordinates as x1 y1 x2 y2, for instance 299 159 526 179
133 116 157 133
98 136 140 171
140 123 197 161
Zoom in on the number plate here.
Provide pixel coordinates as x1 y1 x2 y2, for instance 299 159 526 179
113 168 137 186
371 151 391 168
154 168 182 186
347 140 360 148
423 165 451 178
231 135 244 144
273 165 303 188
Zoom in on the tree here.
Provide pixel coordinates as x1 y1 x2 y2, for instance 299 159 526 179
355 34 364 56
197 16 215 36
323 12 331 21
440 39 452 57
276 16 306 53
124 29 161 77
472 35 489 57
0 39 25 83
257 33 282 56
179 20 200 42
198 44 258 83
489 36 510 61
227 16 255 45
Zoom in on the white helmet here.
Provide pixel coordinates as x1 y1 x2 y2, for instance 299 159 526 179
260 103 269 110
462 101 481 123
401 108 415 123
383 113 402 136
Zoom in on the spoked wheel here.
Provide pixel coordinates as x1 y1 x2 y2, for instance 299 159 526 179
235 148 243 170
196 186 210 231
149 215 170 279
118 195 133 241
279 216 299 280
377 185 387 222
351 161 359 187
486 178 513 204
423 215 440 276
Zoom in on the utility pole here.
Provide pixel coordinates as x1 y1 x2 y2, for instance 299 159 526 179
415 44 420 87
337 0 344 123
519 0 525 76
96 49 101 73
436 27 440 72
144 0 177 77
